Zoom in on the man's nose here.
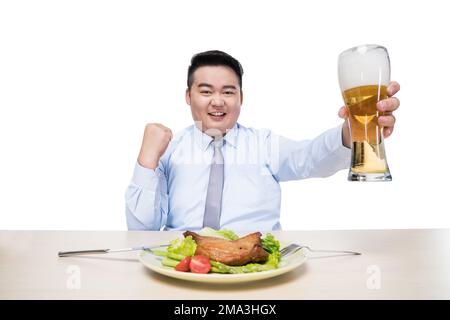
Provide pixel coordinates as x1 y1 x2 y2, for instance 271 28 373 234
210 97 225 107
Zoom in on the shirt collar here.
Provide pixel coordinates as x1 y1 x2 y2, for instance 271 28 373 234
223 123 239 148
193 123 239 151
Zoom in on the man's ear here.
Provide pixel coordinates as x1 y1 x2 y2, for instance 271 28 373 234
240 90 244 105
185 88 191 105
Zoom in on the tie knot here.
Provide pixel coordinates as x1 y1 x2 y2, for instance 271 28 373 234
212 137 224 149
211 138 224 164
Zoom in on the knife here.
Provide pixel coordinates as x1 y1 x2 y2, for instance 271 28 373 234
58 245 169 257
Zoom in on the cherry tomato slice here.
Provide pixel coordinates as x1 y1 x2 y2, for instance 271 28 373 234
189 255 211 274
175 256 191 272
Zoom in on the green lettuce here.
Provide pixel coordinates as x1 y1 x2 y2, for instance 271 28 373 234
261 233 281 261
167 235 197 256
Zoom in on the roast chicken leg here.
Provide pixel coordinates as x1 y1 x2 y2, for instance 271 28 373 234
183 231 269 266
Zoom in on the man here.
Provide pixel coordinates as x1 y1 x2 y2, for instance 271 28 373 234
125 50 400 231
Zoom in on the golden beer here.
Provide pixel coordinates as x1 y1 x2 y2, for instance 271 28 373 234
342 84 389 174
338 45 392 181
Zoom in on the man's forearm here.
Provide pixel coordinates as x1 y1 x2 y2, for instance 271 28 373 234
125 162 164 230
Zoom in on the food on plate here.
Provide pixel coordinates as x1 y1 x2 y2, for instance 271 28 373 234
148 227 282 275
183 231 269 266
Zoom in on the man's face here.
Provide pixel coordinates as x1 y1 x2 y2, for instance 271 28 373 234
186 65 243 136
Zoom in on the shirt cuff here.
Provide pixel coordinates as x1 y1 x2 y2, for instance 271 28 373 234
132 161 159 190
327 124 351 160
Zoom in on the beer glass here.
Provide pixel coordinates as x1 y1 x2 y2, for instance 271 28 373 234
338 44 392 181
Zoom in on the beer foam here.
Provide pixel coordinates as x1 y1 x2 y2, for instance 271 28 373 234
338 44 391 91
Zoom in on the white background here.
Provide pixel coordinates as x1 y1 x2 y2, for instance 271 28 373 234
1 0 449 230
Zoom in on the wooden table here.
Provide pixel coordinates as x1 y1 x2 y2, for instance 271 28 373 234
1 229 449 299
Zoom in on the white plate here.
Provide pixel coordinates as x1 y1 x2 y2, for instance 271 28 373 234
138 244 307 284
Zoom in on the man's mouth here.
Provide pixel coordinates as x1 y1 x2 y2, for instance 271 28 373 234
208 112 227 119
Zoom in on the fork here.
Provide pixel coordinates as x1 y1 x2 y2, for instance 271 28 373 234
280 243 361 257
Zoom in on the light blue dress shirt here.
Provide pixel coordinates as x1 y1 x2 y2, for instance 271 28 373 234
125 123 350 231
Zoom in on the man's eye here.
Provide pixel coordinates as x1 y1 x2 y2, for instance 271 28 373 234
201 91 212 94
224 91 235 95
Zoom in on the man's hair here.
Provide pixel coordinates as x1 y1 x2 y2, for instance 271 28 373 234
187 50 243 91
